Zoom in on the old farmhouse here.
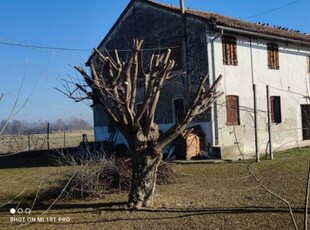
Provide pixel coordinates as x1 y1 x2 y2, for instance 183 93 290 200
87 0 310 159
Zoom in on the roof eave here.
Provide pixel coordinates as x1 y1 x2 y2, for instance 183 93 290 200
215 25 310 46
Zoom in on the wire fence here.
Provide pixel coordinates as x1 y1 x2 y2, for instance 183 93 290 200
0 130 94 154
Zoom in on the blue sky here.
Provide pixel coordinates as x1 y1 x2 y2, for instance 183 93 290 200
0 0 309 125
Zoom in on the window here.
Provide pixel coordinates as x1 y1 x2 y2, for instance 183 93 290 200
301 105 310 140
270 96 282 123
226 95 240 125
222 36 238 66
307 56 310 73
267 43 279 69
173 98 184 123
164 40 182 69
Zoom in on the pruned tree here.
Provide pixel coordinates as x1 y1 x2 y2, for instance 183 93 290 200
66 39 222 209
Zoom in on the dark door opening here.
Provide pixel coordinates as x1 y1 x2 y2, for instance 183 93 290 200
301 105 310 140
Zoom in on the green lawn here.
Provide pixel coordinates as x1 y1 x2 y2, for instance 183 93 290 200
1 147 310 229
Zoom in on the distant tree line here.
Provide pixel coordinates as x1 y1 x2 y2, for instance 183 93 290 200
0 117 93 135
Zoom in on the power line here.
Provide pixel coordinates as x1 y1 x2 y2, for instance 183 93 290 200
0 39 180 53
0 40 91 52
243 0 303 20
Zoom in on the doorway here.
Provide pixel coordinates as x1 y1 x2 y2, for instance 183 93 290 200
301 105 310 140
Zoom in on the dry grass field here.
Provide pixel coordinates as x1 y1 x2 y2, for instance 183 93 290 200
0 147 310 229
0 130 94 154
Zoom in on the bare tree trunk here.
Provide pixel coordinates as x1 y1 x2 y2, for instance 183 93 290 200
128 144 161 209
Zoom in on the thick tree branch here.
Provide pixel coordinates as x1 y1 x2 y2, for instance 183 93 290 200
158 74 223 149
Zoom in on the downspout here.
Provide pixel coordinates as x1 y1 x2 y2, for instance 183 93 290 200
249 37 255 85
209 29 223 146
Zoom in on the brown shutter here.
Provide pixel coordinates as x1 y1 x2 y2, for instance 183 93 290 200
271 46 276 69
222 36 237 66
267 43 279 69
233 42 238 65
226 95 239 125
275 45 279 69
267 44 271 69
228 42 232 65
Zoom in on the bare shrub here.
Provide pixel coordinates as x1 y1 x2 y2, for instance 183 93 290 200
55 149 175 200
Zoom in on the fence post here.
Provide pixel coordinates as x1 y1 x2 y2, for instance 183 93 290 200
253 84 259 162
64 131 66 148
27 133 31 151
47 123 50 150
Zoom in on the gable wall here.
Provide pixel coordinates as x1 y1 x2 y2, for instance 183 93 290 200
93 2 213 144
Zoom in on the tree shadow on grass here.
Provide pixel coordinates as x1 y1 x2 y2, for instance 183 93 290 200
1 202 307 228
1 199 306 215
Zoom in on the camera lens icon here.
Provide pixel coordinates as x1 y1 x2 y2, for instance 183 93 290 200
10 208 16 214
10 208 31 214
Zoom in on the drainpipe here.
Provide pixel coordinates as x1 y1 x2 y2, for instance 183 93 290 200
209 29 223 146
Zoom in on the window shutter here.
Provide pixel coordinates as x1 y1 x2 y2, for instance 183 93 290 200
233 42 238 65
267 43 279 69
267 45 272 69
226 95 240 125
274 45 279 69
222 36 237 66
228 41 232 65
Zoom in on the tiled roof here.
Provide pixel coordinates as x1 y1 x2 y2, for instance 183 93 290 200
144 0 310 44
87 0 310 65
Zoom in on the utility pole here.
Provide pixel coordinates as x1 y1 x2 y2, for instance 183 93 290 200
179 0 189 104
253 84 259 162
266 85 273 159
47 122 50 150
